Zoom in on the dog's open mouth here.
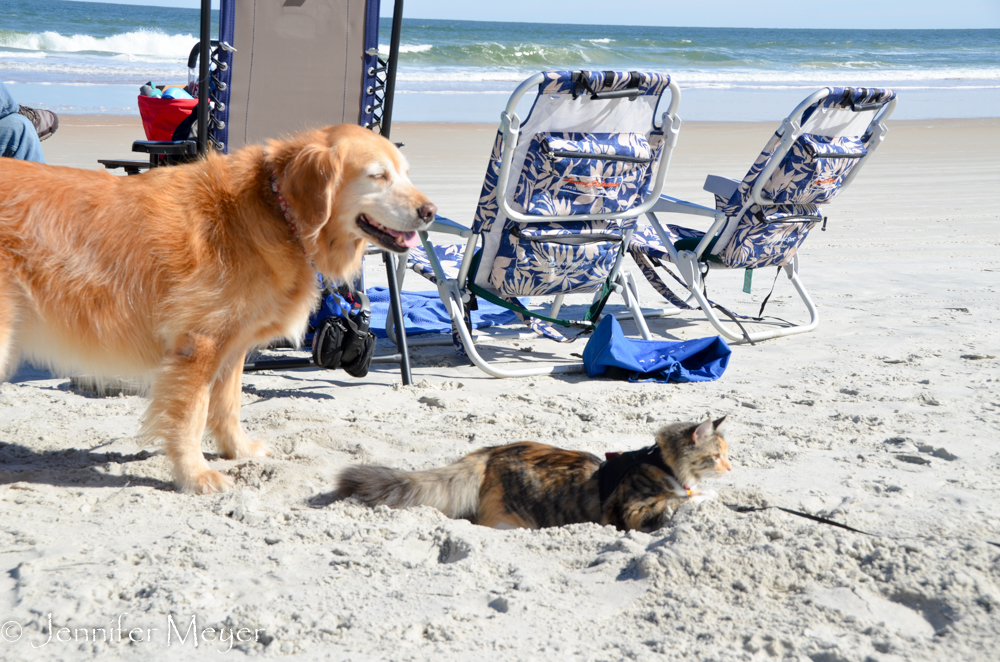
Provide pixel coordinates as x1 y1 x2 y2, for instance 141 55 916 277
356 214 420 253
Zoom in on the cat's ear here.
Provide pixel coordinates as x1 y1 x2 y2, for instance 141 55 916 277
713 415 728 434
692 419 715 446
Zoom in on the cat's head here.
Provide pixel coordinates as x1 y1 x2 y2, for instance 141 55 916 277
655 416 732 489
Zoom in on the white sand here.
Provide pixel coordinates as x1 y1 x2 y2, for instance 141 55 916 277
1 117 998 661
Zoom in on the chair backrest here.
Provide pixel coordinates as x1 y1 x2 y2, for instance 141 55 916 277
749 87 896 208
473 70 680 295
210 0 383 153
709 87 896 269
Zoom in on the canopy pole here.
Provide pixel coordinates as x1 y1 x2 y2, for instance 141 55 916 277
380 0 404 139
197 0 211 155
377 0 411 384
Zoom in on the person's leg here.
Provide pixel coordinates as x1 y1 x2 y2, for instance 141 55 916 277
0 82 19 119
0 82 59 143
0 113 45 163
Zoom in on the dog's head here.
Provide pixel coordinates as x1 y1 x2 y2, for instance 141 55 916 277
265 124 436 281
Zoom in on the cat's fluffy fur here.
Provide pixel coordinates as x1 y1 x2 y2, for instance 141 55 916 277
338 417 731 531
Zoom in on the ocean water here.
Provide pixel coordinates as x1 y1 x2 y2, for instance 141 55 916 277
2 0 998 120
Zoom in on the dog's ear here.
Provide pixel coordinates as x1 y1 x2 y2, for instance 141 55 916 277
268 137 342 254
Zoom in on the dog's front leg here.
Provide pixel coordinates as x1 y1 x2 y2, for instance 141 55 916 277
208 353 271 460
144 334 233 493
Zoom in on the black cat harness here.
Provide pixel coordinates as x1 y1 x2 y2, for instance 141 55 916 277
597 445 691 506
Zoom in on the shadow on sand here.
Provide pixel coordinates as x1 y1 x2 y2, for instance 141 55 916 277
0 441 174 491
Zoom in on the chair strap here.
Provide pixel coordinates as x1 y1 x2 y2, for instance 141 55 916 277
634 247 797 334
633 250 754 345
629 252 697 310
703 290 757 346
754 267 782 320
468 281 593 330
465 244 618 334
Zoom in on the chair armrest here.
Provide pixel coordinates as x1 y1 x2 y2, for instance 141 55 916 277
703 175 740 200
429 215 472 238
647 195 728 263
650 194 719 219
97 159 151 175
132 140 197 157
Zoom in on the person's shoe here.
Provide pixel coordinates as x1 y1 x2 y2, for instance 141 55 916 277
17 105 59 142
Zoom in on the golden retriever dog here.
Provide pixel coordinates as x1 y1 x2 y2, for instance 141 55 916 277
0 124 435 493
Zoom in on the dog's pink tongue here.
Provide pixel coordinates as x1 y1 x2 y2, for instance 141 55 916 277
399 231 419 248
383 225 420 249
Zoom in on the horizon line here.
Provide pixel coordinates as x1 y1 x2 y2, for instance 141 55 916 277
387 18 1000 31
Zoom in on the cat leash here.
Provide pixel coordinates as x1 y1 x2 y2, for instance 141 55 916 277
725 503 1000 549
725 504 872 536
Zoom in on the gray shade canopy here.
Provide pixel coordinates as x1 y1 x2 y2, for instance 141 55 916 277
219 0 380 152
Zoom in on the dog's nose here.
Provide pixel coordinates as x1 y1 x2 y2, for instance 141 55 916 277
417 202 437 223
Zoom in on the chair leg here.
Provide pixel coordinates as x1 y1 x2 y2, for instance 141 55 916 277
615 271 652 340
417 234 583 378
384 288 397 346
549 294 565 320
677 252 819 343
432 278 584 378
396 251 409 290
782 259 821 335
624 269 682 321
383 251 412 385
384 255 402 346
386 258 459 348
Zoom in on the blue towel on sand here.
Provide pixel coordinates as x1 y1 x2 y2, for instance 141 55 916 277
582 316 731 383
367 287 518 338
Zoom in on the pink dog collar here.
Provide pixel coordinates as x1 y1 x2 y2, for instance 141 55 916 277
270 176 307 256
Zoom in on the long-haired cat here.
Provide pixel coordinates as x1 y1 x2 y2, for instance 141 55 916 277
337 417 731 532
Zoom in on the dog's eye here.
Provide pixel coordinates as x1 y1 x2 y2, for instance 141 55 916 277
370 172 387 181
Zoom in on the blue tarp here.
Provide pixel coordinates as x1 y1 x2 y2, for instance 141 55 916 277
582 316 731 383
366 287 518 338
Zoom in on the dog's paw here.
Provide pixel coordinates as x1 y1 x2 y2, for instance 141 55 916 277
245 439 271 458
219 437 272 460
179 469 234 494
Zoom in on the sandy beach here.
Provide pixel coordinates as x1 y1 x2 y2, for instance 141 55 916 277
1 115 998 661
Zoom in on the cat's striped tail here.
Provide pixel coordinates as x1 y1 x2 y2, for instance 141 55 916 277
337 454 486 520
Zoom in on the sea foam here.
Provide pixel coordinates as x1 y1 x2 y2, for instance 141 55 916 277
1 30 195 60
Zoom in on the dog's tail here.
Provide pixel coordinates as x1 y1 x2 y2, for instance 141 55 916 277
337 454 486 520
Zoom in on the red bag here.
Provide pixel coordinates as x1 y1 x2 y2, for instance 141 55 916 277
137 95 198 141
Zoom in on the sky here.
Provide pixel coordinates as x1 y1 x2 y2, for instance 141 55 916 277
63 0 1000 30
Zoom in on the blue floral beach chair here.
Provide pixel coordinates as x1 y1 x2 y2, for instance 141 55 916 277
629 87 897 343
402 70 681 377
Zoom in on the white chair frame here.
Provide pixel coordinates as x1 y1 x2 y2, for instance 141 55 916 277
639 89 897 344
400 72 683 378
